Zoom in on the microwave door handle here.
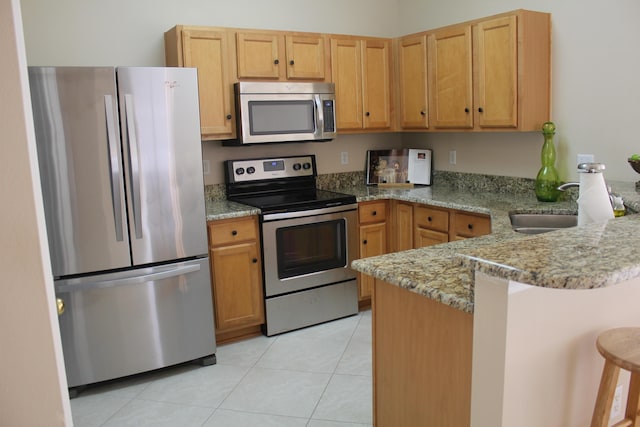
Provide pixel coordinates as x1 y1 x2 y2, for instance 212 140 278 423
314 94 323 137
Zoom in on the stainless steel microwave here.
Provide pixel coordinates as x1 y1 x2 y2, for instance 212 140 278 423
224 81 337 145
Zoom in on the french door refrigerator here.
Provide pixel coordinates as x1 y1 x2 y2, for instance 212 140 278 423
28 67 216 392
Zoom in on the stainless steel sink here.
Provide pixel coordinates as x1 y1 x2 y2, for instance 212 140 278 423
509 213 578 234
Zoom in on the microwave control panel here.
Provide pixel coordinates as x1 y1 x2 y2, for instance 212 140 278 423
226 155 317 183
322 100 335 132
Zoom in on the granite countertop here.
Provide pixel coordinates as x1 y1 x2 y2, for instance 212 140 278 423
205 178 640 314
346 180 640 313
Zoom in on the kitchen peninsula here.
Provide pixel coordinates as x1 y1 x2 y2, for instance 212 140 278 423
349 180 640 427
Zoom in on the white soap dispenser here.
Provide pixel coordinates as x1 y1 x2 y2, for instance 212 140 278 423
576 162 614 225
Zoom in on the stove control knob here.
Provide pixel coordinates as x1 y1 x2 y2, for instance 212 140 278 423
293 163 302 171
247 166 256 174
235 167 245 175
302 162 311 170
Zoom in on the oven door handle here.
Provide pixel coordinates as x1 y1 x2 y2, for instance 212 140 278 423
262 203 358 221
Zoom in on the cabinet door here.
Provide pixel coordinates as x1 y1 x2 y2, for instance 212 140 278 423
362 39 392 129
285 34 326 80
236 31 282 79
359 222 387 300
415 227 449 248
451 211 491 240
331 38 363 130
475 15 517 128
211 242 264 331
428 25 473 129
394 202 414 251
398 35 428 129
181 29 235 139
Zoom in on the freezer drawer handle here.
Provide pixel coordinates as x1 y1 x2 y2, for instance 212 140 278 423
124 94 143 239
104 95 125 242
56 263 201 292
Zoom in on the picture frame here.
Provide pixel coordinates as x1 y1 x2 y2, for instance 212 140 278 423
366 149 432 186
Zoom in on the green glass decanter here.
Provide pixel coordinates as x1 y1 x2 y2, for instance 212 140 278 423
534 121 560 202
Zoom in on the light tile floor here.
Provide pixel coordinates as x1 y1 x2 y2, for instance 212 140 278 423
70 309 372 427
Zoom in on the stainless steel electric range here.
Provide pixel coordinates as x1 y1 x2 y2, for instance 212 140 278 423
225 155 359 336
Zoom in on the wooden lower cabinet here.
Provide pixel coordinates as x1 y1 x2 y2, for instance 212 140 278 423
357 200 389 305
373 278 473 426
207 216 264 343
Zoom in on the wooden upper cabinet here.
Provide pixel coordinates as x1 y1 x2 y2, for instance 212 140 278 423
428 25 474 129
426 10 551 131
331 38 363 130
236 31 281 79
398 35 429 129
363 39 393 129
331 36 392 131
285 35 327 80
236 30 328 81
164 26 236 140
475 15 517 128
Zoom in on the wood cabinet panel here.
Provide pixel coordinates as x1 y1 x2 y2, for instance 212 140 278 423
208 217 257 246
393 201 414 252
236 31 281 79
415 227 449 248
451 211 491 240
414 205 449 232
428 25 473 129
398 35 429 129
362 39 392 129
359 200 388 224
359 222 387 300
164 26 235 140
331 38 363 130
285 34 327 80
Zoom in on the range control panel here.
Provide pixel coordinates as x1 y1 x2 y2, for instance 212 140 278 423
226 155 317 183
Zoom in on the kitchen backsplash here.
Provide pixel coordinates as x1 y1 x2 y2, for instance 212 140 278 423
203 171 569 202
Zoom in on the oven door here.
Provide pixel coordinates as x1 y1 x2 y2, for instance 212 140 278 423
261 206 357 298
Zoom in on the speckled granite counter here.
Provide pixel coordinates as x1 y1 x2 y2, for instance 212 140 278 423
347 180 640 313
205 200 259 221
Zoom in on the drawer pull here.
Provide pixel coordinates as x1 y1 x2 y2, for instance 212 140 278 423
467 224 473 230
252 258 258 263
231 230 238 236
427 216 432 222
363 239 368 245
372 211 377 216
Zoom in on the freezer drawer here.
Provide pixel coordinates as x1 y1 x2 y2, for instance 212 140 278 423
55 258 215 388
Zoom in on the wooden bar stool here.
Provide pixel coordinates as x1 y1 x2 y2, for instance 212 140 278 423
592 327 640 427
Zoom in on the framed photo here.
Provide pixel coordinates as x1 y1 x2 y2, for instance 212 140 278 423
366 149 432 186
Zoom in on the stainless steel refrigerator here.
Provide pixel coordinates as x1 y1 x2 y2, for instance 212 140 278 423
28 67 216 392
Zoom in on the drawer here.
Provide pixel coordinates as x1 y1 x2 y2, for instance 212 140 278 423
208 216 258 247
452 212 491 238
359 201 387 224
414 206 449 232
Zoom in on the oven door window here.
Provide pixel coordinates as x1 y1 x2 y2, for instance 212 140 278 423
249 100 315 135
276 219 346 279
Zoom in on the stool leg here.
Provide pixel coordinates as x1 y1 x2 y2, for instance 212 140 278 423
592 360 621 427
626 373 640 426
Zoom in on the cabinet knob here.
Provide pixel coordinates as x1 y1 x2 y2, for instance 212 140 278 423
372 211 377 216
478 107 484 113
467 224 474 230
289 60 295 65
420 110 426 116
427 216 432 222
363 239 368 245
231 230 238 236
226 114 232 120
252 258 258 263
274 59 279 65
365 112 371 117
56 298 65 315
464 108 470 113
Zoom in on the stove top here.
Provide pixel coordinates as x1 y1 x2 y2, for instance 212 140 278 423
225 155 357 214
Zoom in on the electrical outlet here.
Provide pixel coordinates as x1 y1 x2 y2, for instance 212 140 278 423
577 154 594 165
341 152 349 165
449 150 457 165
611 384 623 419
202 160 210 175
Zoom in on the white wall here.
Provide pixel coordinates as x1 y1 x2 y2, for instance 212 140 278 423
398 0 640 183
1 0 72 425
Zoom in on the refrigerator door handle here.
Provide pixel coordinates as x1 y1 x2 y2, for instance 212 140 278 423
124 94 143 239
104 95 124 242
56 263 201 292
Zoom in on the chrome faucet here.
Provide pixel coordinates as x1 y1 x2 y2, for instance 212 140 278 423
557 182 579 192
